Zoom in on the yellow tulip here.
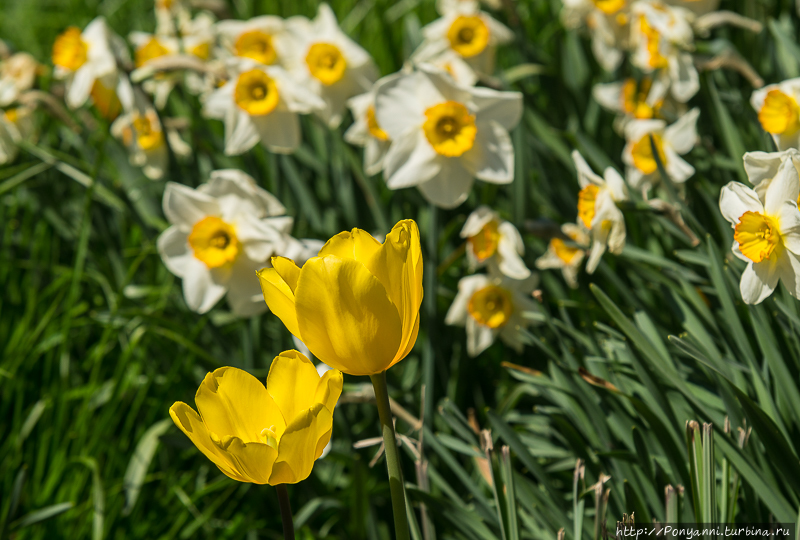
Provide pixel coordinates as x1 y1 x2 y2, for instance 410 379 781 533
257 219 423 376
169 350 343 485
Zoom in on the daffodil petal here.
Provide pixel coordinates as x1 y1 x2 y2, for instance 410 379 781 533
295 255 402 375
270 403 332 485
267 350 321 426
195 367 285 442
257 267 302 338
271 256 301 293
169 402 248 482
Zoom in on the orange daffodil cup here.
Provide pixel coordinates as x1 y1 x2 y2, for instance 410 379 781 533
170 350 343 539
258 219 423 540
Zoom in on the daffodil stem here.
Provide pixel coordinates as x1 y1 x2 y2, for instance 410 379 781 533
370 370 411 540
275 484 295 540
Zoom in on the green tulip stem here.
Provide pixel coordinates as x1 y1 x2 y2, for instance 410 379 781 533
370 370 411 540
275 484 295 540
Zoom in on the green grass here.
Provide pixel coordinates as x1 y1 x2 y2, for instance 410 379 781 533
3 0 800 538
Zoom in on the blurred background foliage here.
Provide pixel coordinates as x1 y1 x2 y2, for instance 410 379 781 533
3 0 800 538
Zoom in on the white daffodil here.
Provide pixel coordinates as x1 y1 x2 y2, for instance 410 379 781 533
0 106 33 165
343 74 400 176
445 271 539 357
560 0 631 72
743 149 800 203
52 17 127 111
593 75 685 134
719 159 800 304
622 107 699 191
374 66 522 208
155 0 192 37
283 4 378 128
573 150 628 273
180 13 216 63
419 0 513 81
216 16 288 67
0 52 40 107
111 106 170 180
630 1 699 103
129 32 181 109
460 206 530 279
750 79 800 151
203 59 325 156
410 44 479 87
535 223 589 288
157 169 299 316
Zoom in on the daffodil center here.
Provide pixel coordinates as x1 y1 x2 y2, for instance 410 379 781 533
188 216 240 268
4 108 19 124
735 211 782 263
52 27 88 71
136 37 170 67
133 112 164 150
468 219 500 261
622 77 659 119
447 15 490 58
306 42 347 86
190 42 211 60
234 69 280 116
631 132 667 174
551 238 582 264
468 285 513 329
423 101 477 157
592 0 625 14
640 17 668 69
90 79 122 120
577 184 600 228
366 105 389 141
759 89 800 136
235 30 277 65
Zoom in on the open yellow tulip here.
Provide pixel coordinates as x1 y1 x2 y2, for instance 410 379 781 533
169 350 343 485
257 219 423 376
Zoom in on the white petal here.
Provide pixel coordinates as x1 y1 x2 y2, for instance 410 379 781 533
157 226 192 277
225 110 260 156
740 260 778 305
718 182 763 226
382 130 441 189
364 139 389 176
603 167 628 201
466 317 496 357
764 159 800 216
66 67 95 109
593 81 624 113
496 237 531 279
182 258 228 313
470 87 523 130
779 251 800 299
668 52 700 103
572 150 604 188
461 121 514 184
444 274 488 326
226 255 268 317
163 182 220 229
664 108 699 155
460 205 497 238
374 71 431 138
664 148 695 183
416 158 474 208
253 110 301 154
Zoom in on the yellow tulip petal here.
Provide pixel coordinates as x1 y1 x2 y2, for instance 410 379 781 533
295 256 403 375
362 220 424 364
169 402 248 482
318 228 381 261
195 367 285 443
220 436 279 484
266 350 321 426
389 313 420 370
314 368 344 414
257 267 302 338
315 426 333 460
271 256 301 293
270 403 332 485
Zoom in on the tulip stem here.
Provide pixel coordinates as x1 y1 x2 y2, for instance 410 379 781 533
275 484 295 540
370 370 411 540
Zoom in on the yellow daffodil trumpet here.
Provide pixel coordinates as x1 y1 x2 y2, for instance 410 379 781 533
169 350 343 539
257 219 423 540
